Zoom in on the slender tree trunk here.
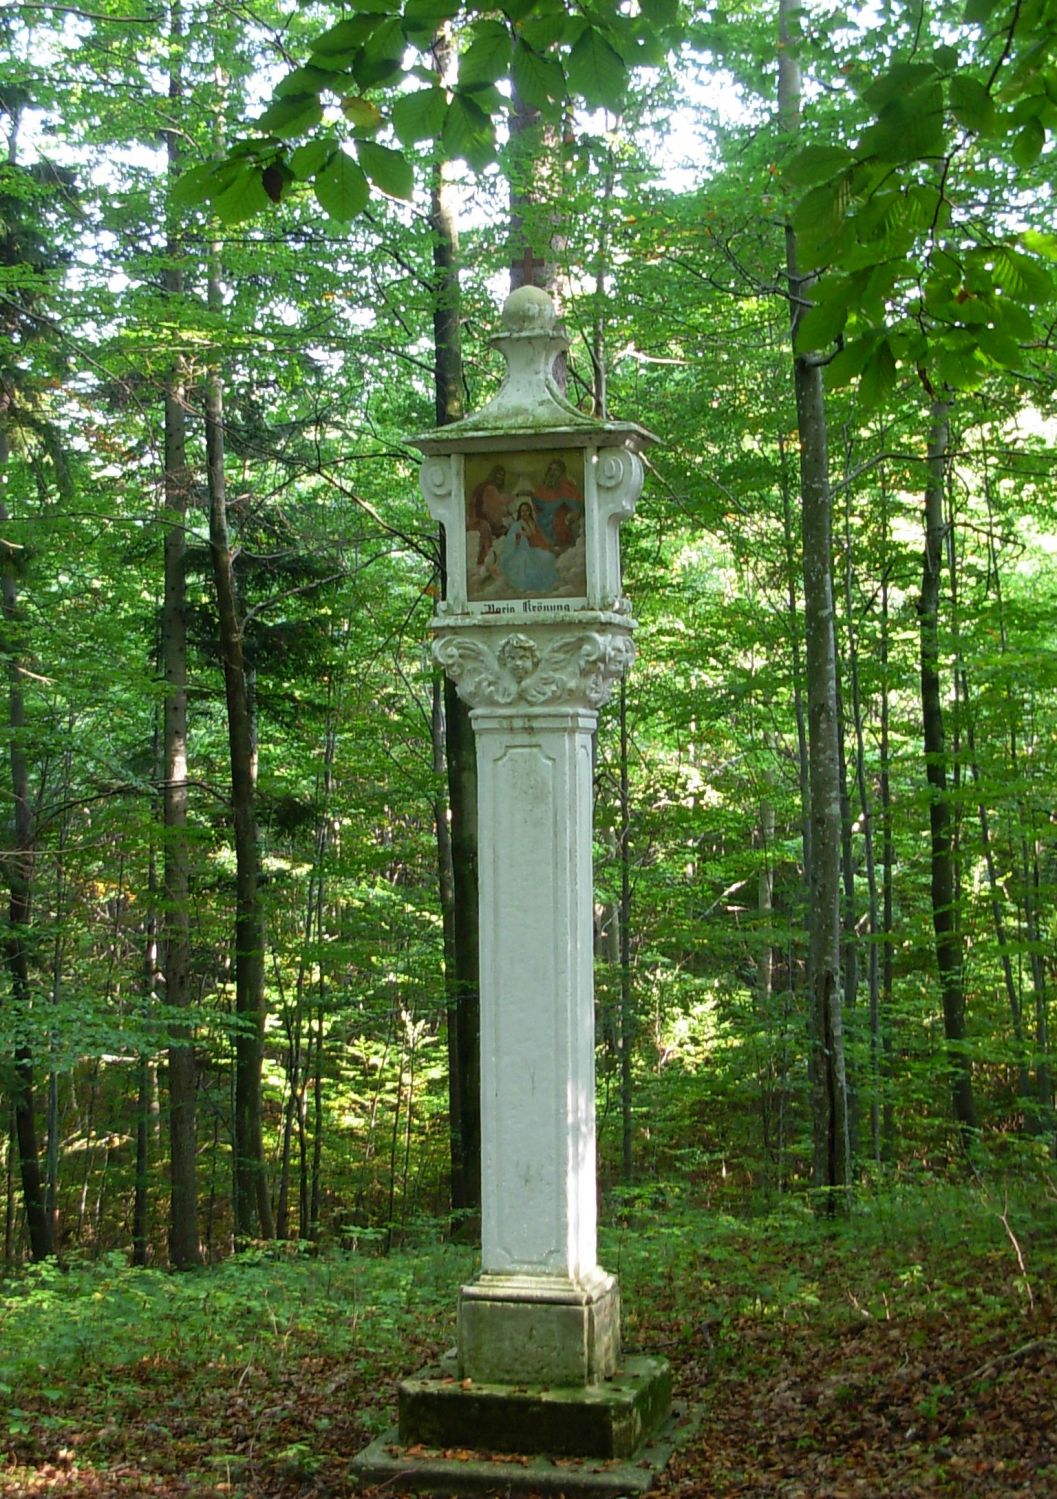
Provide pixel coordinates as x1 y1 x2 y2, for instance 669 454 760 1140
274 957 298 1240
591 144 615 417
507 75 568 388
755 725 777 1172
162 0 200 1270
46 732 72 1248
429 25 480 1238
842 487 881 1162
133 853 159 1266
442 677 480 1234
878 478 896 1159
918 398 977 1144
982 454 1053 1132
778 434 811 877
206 247 274 1241
618 677 635 1185
508 88 564 298
430 26 464 438
309 994 324 1238
1020 818 1051 1126
1 482 52 1262
384 1004 404 1255
278 690 337 1238
0 110 52 1264
1026 843 1052 1131
836 671 858 1021
779 0 851 1205
297 1024 311 1236
835 669 859 1156
960 670 1031 1104
4 1107 15 1265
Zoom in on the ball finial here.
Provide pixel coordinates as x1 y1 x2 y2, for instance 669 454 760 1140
501 285 558 334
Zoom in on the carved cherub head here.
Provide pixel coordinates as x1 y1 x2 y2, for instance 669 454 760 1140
498 633 540 682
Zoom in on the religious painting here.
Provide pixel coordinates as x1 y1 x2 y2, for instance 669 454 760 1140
464 449 587 607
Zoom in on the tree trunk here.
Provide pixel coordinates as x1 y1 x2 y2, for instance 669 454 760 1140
590 144 615 417
206 253 274 1241
778 434 811 878
961 670 1031 1105
618 677 635 1185
979 454 1053 1133
508 86 564 298
779 0 851 1206
842 486 882 1162
879 474 896 1159
918 398 977 1144
46 733 72 1249
162 0 200 1270
755 724 777 1172
0 480 53 1262
4 1105 15 1266
0 105 53 1266
309 995 324 1238
430 23 480 1238
133 854 159 1266
274 963 298 1240
835 669 859 1156
442 677 480 1234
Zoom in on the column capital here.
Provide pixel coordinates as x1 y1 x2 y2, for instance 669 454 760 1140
433 624 634 712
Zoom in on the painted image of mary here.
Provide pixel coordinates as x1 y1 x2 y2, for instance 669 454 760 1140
491 497 559 594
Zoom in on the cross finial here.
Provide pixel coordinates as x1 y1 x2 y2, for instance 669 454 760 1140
515 243 547 290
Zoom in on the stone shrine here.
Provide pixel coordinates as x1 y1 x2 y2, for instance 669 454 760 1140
354 287 674 1494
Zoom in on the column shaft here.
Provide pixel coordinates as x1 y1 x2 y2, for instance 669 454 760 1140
473 707 599 1283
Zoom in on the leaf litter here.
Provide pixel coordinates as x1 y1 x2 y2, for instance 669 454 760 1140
0 1188 1053 1497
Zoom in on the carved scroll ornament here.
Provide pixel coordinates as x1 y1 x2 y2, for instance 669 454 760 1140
434 629 635 711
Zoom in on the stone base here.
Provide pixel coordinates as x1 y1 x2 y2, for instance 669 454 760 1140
354 1388 691 1498
458 1272 620 1385
397 1354 671 1460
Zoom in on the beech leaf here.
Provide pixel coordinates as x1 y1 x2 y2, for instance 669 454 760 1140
857 338 897 410
392 87 449 145
357 141 414 200
211 168 270 225
1012 117 1045 168
566 25 626 109
255 93 323 137
442 93 494 171
949 74 997 135
314 150 369 222
341 96 383 132
290 138 337 182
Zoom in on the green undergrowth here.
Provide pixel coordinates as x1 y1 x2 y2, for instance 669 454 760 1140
0 1238 477 1391
607 1173 1056 1342
0 1178 1054 1496
2 1179 1052 1390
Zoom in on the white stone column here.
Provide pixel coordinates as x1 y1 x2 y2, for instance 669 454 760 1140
356 288 674 1485
474 704 598 1282
434 624 632 1386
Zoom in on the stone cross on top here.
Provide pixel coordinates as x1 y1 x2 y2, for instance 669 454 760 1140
514 242 548 289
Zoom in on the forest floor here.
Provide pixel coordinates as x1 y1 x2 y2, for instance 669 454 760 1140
1 1178 1055 1498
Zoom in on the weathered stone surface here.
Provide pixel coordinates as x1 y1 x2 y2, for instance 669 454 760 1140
396 1355 673 1460
413 285 653 447
354 1394 698 1497
458 1273 620 1385
470 707 601 1290
433 627 635 711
